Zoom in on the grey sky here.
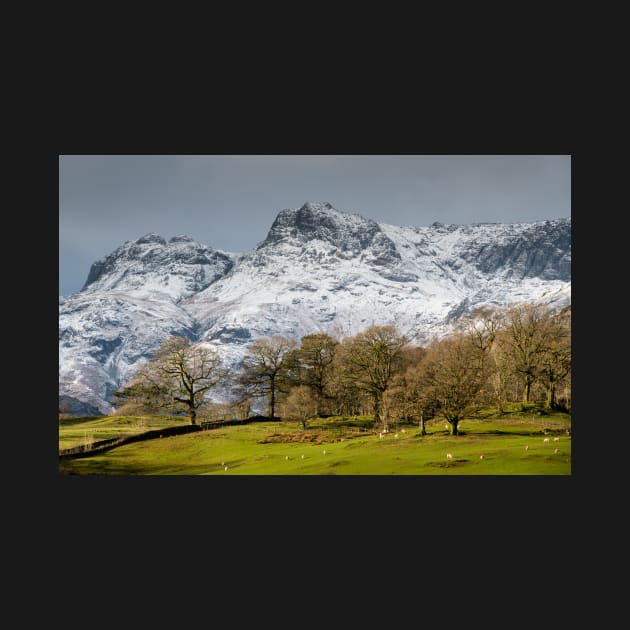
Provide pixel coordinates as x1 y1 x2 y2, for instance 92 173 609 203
59 155 571 296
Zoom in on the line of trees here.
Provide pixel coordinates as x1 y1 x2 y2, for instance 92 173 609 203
112 303 571 434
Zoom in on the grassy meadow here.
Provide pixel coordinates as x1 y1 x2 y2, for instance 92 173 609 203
58 413 191 451
59 405 571 475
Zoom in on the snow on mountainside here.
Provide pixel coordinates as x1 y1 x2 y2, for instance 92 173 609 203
59 202 571 415
59 235 235 414
80 233 236 297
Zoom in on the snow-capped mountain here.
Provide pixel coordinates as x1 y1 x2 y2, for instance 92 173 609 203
59 234 236 415
59 202 571 415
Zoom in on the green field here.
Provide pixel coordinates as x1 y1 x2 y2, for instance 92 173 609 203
59 407 571 475
58 414 191 451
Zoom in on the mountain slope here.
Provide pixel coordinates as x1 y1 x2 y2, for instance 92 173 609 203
59 202 571 415
185 202 570 346
59 235 235 414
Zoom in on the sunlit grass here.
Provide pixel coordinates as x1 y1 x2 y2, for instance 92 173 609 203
59 411 571 475
58 414 189 450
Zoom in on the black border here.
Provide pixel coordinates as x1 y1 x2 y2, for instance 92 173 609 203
47 98 583 553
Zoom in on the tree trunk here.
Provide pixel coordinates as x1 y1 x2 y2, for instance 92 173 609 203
190 407 197 425
383 405 390 433
373 392 381 426
545 380 556 410
451 419 459 436
523 378 532 404
419 411 426 436
269 384 276 419
315 392 323 417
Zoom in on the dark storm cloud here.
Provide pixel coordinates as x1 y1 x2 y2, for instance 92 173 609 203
59 155 570 296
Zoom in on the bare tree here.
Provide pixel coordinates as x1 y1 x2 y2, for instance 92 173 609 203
338 325 408 429
539 309 571 409
486 341 514 414
498 303 558 404
388 360 436 435
294 332 338 415
236 335 297 419
421 334 486 435
457 306 503 372
283 385 319 429
113 336 227 424
326 346 367 417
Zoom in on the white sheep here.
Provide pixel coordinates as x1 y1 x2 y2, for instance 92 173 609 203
301 454 305 459
553 437 560 442
394 433 399 438
379 432 383 439
543 437 550 443
554 448 560 454
323 449 327 455
285 455 290 460
401 428 406 433
446 453 453 460
525 445 529 451
479 455 484 460
224 465 228 471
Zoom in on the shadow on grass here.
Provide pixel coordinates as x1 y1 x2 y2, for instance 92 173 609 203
59 458 250 475
425 459 470 468
469 429 567 437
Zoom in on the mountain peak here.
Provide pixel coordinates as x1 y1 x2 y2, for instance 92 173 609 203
263 202 373 243
80 232 233 295
259 201 401 269
300 201 334 212
136 233 167 245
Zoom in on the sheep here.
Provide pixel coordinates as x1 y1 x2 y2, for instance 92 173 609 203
224 465 228 471
285 455 290 461
301 454 305 459
379 432 384 439
554 448 560 454
479 455 484 460
543 437 550 443
394 433 399 438
323 449 327 455
525 445 529 451
444 424 449 430
446 453 453 460
401 428 406 433
553 437 560 442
